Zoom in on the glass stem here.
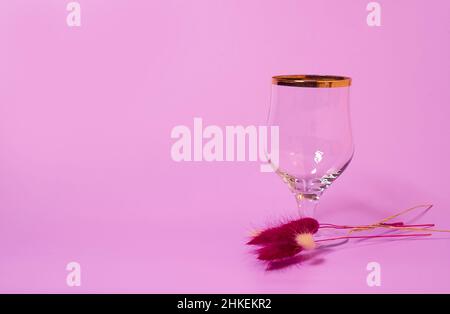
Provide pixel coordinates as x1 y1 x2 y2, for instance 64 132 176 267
295 193 318 218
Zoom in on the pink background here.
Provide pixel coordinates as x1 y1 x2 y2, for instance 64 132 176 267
1 0 449 293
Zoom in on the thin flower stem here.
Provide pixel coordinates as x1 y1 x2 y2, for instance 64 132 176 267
319 223 435 229
315 233 432 243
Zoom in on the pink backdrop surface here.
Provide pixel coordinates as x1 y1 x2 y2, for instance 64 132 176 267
1 0 449 293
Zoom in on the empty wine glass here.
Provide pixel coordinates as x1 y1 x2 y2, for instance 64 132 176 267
267 75 353 218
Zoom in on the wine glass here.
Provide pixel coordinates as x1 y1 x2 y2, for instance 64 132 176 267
267 75 353 218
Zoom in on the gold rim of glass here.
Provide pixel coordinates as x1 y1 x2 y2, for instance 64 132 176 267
272 75 352 88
